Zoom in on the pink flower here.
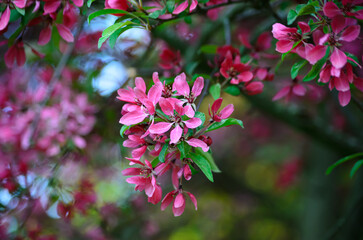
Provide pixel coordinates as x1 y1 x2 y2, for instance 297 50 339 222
272 22 310 53
4 41 26 68
208 98 234 122
122 158 162 204
159 47 182 73
185 138 209 152
220 53 253 84
161 190 197 217
244 81 264 95
0 6 10 31
238 31 272 59
273 79 307 101
105 0 128 16
323 1 363 20
149 99 202 144
172 72 204 104
173 0 198 14
123 128 148 159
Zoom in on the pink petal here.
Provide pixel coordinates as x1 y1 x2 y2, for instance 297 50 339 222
183 118 202 129
0 6 11 31
131 145 147 159
56 24 74 42
73 135 86 148
186 138 209 152
272 23 297 40
338 91 351 107
174 193 185 208
44 0 61 14
148 82 163 105
238 32 253 49
172 203 185 217
323 2 341 18
319 65 331 83
126 176 146 185
191 77 204 97
298 22 310 34
238 71 254 83
170 125 183 144
148 184 162 204
292 84 306 96
161 191 176 211
122 168 141 176
184 104 195 118
334 76 350 92
119 110 148 125
117 88 136 103
331 15 346 34
72 0 84 7
187 192 197 210
211 98 222 114
149 122 173 134
272 86 290 101
135 77 146 92
245 82 264 95
13 0 26 8
340 25 360 42
172 72 190 96
183 165 192 180
189 0 198 12
256 32 272 51
276 40 294 53
219 104 234 119
152 72 160 84
38 26 52 45
330 48 347 69
159 98 174 116
173 0 188 14
306 45 327 64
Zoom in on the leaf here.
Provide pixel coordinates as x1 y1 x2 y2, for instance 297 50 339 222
149 7 166 19
287 10 297 25
224 85 241 96
158 143 169 163
209 83 221 100
89 9 130 23
87 0 95 7
120 125 131 138
151 157 160 168
194 112 205 131
298 4 316 15
326 152 363 175
166 0 175 13
108 25 133 48
303 48 329 82
98 21 133 48
177 141 191 160
350 159 363 178
185 61 199 75
195 148 221 173
188 152 213 182
206 118 244 132
199 44 218 54
184 16 192 24
291 59 307 79
15 7 25 16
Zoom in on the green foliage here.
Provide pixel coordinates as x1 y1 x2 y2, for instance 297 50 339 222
195 148 221 173
350 160 363 178
177 141 191 160
206 118 244 133
159 143 169 163
291 60 307 79
120 125 131 138
199 44 218 54
188 152 214 182
326 152 363 175
224 85 241 96
209 83 221 100
302 48 329 82
287 1 319 25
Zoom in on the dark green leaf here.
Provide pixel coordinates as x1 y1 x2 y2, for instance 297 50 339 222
184 16 192 24
209 83 221 100
224 85 241 96
166 0 175 13
326 152 363 175
194 111 206 126
195 148 221 173
151 157 160 168
206 118 244 132
87 0 95 7
15 7 25 16
350 159 363 178
291 59 307 79
188 152 214 182
159 143 169 163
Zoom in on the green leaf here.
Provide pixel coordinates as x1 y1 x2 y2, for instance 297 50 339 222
159 143 169 163
166 0 175 13
287 10 297 25
120 125 131 138
209 83 221 100
326 152 363 175
298 4 316 15
149 7 166 19
206 118 244 132
88 9 146 23
185 61 199 75
281 41 301 62
87 0 95 7
291 59 307 79
151 157 160 168
199 44 218 54
303 48 329 82
350 159 363 178
195 148 221 173
108 25 133 48
194 111 206 126
224 85 241 96
15 7 25 16
177 141 191 160
188 152 213 182
98 21 133 48
184 16 192 24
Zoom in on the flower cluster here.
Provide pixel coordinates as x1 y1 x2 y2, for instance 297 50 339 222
118 72 239 216
272 0 363 106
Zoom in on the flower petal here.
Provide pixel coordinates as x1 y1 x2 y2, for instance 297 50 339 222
340 25 360 42
191 76 204 97
149 122 173 134
170 125 183 144
338 91 351 107
186 138 209 152
183 118 202 129
330 48 347 69
56 24 74 42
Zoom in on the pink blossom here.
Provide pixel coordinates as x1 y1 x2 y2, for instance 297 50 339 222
161 190 197 217
273 79 307 101
323 1 363 20
4 41 26 68
173 0 198 14
220 53 253 84
208 98 234 122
